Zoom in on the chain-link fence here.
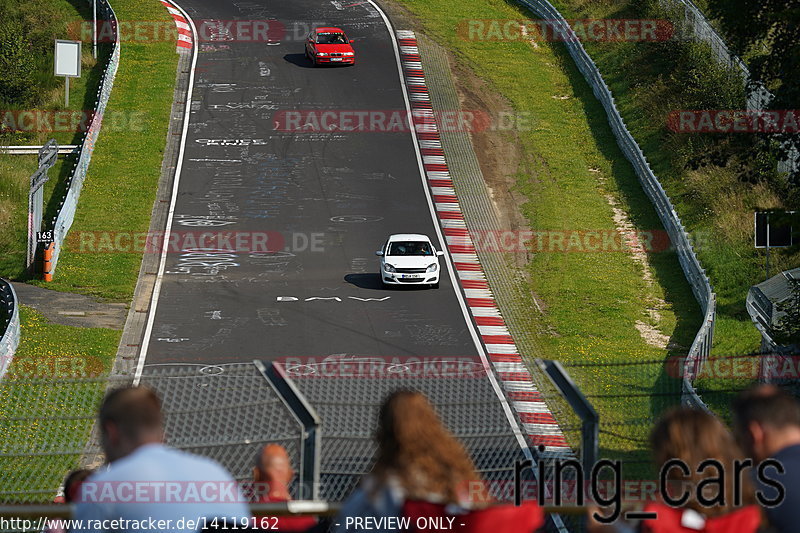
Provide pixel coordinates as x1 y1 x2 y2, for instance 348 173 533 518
47 0 120 275
277 358 531 503
556 352 800 479
658 0 799 174
5 353 784 528
509 0 715 412
0 360 533 508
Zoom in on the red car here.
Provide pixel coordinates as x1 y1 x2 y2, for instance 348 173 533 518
305 27 355 66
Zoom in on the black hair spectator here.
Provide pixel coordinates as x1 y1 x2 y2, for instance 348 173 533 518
732 384 800 533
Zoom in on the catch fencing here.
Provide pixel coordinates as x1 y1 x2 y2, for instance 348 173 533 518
0 280 20 381
659 0 799 174
46 0 120 276
0 361 530 507
1 354 769 524
511 0 715 410
0 365 303 503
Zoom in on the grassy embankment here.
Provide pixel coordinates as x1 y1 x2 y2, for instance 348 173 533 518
392 0 701 474
0 0 178 501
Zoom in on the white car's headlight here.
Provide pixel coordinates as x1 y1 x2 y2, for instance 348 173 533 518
384 263 396 273
426 263 438 272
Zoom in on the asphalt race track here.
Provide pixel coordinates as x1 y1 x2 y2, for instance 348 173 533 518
134 0 531 498
141 0 482 364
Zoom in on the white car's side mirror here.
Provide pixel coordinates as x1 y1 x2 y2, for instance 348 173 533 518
375 251 384 256
435 250 444 256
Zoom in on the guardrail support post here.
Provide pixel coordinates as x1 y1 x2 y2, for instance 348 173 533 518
537 359 598 474
254 360 321 500
43 243 54 282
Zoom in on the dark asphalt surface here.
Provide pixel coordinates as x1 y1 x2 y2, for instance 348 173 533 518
135 0 530 495
143 0 479 364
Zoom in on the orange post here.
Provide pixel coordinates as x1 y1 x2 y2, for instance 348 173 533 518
43 243 54 282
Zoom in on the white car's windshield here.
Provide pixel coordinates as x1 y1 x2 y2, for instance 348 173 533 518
317 33 347 44
387 241 433 256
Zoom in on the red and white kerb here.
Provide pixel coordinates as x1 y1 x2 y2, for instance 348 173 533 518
396 29 571 454
159 0 193 50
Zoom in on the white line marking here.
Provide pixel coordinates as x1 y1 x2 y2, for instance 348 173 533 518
133 0 198 386
365 18 532 459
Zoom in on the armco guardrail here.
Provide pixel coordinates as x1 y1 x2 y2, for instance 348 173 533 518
45 0 120 276
0 279 20 380
512 0 715 409
0 145 79 156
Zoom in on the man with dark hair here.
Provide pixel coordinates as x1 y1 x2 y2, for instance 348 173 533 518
75 386 250 532
732 384 800 533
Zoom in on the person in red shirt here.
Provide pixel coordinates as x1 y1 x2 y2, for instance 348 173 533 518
49 469 94 533
252 444 317 532
589 407 765 533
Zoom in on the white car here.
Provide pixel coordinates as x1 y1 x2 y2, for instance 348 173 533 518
376 234 445 288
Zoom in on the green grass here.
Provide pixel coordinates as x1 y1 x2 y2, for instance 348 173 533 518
0 0 179 502
539 0 798 431
544 0 798 355
1 0 178 300
0 156 38 276
26 0 178 300
0 0 106 280
0 306 119 503
392 0 700 476
34 0 178 300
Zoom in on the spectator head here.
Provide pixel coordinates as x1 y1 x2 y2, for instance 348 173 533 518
99 386 164 463
253 444 294 500
732 384 800 461
650 407 756 517
373 389 487 506
63 468 93 503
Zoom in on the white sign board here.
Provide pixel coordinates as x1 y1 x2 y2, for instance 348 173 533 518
54 40 81 78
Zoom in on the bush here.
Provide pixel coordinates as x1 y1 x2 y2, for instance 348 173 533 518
0 18 37 106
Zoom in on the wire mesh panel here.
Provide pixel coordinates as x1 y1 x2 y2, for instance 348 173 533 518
0 375 107 503
0 364 304 504
138 363 304 486
276 357 530 503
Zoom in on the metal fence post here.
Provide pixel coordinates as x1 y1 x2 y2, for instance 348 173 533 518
537 359 598 474
254 360 321 500
26 140 58 270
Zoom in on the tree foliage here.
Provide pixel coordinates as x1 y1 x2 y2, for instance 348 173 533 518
707 0 800 186
0 16 36 106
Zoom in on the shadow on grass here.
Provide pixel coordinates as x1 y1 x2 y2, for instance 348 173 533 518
501 0 704 422
33 13 115 281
